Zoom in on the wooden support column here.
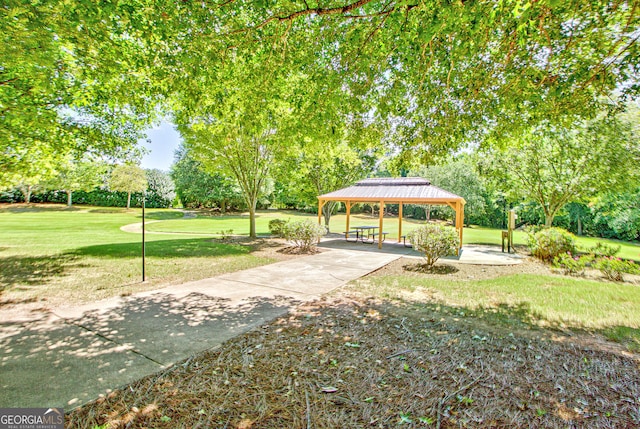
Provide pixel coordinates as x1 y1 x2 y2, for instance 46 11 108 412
398 202 403 243
345 201 352 238
317 199 324 226
378 200 384 249
456 201 464 249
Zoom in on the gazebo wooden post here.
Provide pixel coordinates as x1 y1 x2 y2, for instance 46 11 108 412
345 201 352 238
378 200 384 249
398 202 403 243
317 199 324 226
455 201 464 249
458 201 465 248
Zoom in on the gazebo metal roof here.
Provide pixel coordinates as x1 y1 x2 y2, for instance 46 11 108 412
317 177 465 249
319 177 465 203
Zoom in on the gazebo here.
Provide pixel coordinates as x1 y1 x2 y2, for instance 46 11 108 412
317 177 466 249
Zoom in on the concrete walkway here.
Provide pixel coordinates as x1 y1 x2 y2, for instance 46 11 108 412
0 244 407 409
0 239 521 409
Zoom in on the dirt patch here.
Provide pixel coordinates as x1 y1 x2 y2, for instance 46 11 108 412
373 255 640 285
225 237 323 260
67 296 640 428
372 255 554 281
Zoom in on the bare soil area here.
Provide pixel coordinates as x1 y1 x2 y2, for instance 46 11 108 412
373 255 554 281
375 254 640 285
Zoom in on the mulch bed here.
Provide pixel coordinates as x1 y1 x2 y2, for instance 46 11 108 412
67 296 640 428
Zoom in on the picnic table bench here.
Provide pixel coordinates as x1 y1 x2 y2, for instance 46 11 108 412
400 235 412 248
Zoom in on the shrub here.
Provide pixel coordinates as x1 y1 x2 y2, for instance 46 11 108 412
268 218 288 237
553 252 593 276
408 224 460 268
282 220 326 252
217 229 234 242
526 227 577 262
592 257 639 282
587 242 621 257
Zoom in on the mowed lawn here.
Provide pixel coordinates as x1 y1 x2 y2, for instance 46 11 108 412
2 204 639 349
0 205 279 307
148 210 640 260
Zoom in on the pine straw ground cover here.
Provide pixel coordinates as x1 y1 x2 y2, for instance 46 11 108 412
68 296 640 429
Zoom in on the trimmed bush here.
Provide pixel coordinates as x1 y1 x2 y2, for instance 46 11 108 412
282 220 326 252
526 227 577 262
408 223 460 268
269 218 288 237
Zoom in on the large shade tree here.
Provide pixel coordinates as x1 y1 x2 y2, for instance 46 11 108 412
281 142 378 231
3 0 639 200
171 146 242 210
48 158 106 207
1 1 161 188
109 164 148 210
489 115 639 227
158 1 639 162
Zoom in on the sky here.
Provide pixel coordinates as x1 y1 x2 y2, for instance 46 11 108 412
139 121 182 171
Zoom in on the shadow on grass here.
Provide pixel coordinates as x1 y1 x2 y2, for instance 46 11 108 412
88 208 130 214
0 254 82 294
138 211 185 220
394 297 640 354
0 205 83 213
70 238 251 259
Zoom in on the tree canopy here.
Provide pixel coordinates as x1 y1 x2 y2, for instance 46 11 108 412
109 164 148 209
488 114 639 227
160 0 639 162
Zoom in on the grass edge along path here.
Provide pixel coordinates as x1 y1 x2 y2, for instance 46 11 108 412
351 268 640 352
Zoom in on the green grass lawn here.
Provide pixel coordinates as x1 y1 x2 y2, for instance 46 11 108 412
352 271 640 350
2 204 638 350
148 210 640 260
0 205 278 306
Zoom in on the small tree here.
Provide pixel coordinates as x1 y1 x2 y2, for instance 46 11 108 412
146 169 176 208
408 224 460 268
50 159 106 207
109 164 147 209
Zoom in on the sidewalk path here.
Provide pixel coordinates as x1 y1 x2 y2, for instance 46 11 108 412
0 244 406 409
0 238 520 409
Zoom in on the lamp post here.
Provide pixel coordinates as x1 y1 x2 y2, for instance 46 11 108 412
142 194 146 282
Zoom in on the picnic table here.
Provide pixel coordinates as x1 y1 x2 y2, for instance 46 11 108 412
344 226 388 244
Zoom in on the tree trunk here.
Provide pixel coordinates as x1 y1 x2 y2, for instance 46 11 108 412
322 202 336 232
127 192 132 209
544 211 555 228
577 215 582 236
21 185 32 203
67 191 73 207
249 204 257 238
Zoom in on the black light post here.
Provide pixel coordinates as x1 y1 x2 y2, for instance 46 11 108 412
142 195 146 282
